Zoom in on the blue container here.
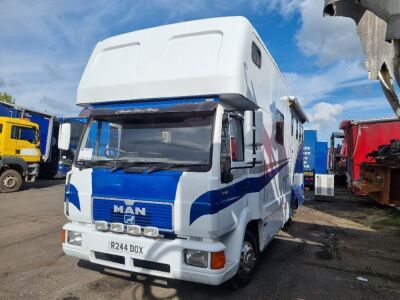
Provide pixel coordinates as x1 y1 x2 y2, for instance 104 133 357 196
303 130 317 187
315 142 328 174
304 130 317 172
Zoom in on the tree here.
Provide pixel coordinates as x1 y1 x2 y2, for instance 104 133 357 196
0 92 16 104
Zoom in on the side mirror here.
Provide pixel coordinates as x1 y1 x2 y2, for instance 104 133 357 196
58 123 71 151
60 149 74 166
221 171 234 184
221 155 233 184
244 110 263 164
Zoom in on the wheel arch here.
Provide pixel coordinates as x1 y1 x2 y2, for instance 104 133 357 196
0 157 28 175
220 208 263 273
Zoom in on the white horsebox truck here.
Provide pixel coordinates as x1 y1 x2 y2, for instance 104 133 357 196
59 16 307 288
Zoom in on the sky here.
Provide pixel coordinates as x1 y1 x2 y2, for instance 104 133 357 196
0 0 396 141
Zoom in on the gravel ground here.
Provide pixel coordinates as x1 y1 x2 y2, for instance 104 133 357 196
0 181 399 300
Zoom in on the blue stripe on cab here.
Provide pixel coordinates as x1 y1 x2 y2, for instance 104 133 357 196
189 162 288 225
66 183 81 211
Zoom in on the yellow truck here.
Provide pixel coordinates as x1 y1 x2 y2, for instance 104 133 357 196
0 117 41 192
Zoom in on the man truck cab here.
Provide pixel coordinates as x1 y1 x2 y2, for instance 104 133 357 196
0 117 40 192
60 17 307 288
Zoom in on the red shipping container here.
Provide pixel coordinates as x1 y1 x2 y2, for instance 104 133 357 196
340 118 400 193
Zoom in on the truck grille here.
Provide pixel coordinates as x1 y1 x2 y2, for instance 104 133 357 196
92 198 173 231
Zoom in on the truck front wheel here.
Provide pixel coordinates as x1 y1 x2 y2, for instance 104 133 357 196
230 230 260 289
0 169 23 193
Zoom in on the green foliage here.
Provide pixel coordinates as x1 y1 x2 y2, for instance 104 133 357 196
0 92 16 104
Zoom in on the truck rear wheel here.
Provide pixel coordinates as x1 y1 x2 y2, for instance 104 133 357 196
230 230 259 289
0 169 23 193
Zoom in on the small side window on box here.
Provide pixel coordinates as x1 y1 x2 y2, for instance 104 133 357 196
251 42 262 69
275 110 284 145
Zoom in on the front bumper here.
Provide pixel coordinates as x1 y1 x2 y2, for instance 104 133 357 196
62 222 237 285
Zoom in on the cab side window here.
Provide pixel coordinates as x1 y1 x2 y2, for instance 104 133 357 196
220 115 231 172
230 117 244 162
220 114 244 165
11 125 37 143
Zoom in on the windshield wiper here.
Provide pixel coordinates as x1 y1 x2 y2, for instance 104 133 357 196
144 162 209 174
110 160 209 173
75 160 115 169
110 160 155 173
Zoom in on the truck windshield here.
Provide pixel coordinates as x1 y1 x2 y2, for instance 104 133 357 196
76 112 214 167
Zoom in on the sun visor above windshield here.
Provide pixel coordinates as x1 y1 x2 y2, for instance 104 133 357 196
79 98 219 118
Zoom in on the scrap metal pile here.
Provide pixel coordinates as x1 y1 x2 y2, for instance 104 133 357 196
367 139 400 166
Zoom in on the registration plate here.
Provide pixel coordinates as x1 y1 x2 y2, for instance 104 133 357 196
108 241 145 256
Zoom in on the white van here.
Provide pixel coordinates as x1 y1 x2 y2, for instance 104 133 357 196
60 16 307 288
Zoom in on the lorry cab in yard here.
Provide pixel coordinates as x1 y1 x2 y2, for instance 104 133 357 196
60 17 307 288
0 117 40 192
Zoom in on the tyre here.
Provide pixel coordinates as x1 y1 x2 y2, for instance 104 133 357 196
230 229 259 289
288 197 296 221
0 169 23 193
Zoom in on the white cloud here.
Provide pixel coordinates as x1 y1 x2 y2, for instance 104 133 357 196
305 102 344 140
304 97 395 141
296 0 364 64
253 0 302 17
0 0 389 126
260 0 364 63
307 102 343 124
342 98 389 111
0 0 269 115
284 60 368 105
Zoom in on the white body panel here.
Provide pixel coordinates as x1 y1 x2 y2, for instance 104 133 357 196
315 174 335 196
77 16 288 108
64 17 307 286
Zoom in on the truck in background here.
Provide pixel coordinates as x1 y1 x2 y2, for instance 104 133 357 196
56 117 87 178
60 17 307 288
340 118 400 193
303 130 328 189
0 101 59 178
0 117 41 192
328 132 347 186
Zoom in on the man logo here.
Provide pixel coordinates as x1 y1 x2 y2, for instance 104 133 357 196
113 205 146 216
124 215 135 224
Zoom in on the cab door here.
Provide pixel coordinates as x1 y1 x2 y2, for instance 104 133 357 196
1 122 17 156
0 122 5 154
11 125 40 162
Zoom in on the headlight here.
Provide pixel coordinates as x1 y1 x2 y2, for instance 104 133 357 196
110 223 124 233
95 221 108 231
184 249 208 268
127 225 141 235
67 231 82 246
143 226 159 238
